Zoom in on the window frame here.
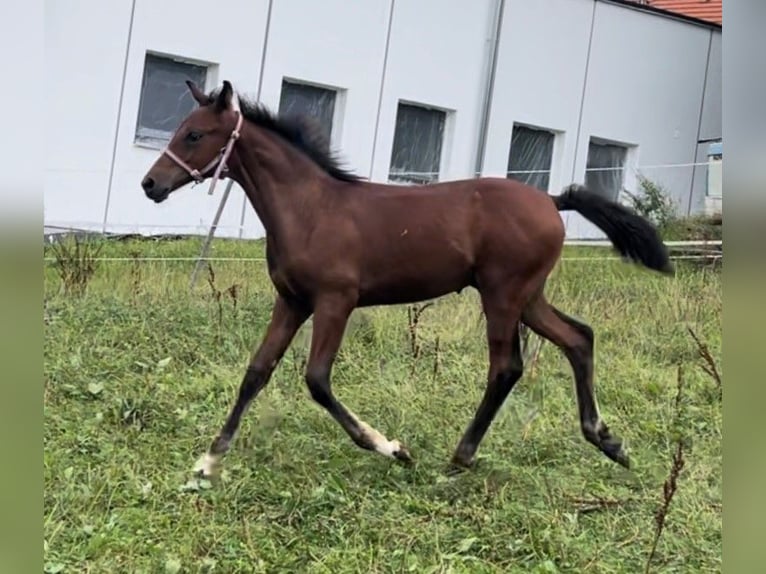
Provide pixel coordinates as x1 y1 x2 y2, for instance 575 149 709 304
506 122 558 192
278 77 344 149
134 51 213 149
387 100 450 186
584 136 636 202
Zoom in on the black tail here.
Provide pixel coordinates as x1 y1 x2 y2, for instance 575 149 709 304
554 184 674 275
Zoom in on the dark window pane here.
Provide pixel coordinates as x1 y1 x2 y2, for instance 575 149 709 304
507 124 554 192
136 53 207 143
585 140 627 201
279 80 337 144
389 103 445 185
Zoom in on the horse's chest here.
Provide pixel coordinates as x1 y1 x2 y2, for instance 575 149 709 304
266 250 310 301
266 252 291 292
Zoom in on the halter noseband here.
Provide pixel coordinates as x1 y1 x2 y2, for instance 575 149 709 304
161 93 244 196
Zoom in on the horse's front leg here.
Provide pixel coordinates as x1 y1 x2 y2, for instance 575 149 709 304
194 295 308 477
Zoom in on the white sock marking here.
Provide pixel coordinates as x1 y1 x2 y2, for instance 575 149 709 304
193 452 221 476
352 414 401 458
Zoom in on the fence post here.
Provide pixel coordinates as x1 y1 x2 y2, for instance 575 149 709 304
189 179 235 290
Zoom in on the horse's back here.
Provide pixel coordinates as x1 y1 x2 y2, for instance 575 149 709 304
344 177 564 304
471 177 565 248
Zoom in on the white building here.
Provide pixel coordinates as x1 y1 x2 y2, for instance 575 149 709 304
45 0 721 240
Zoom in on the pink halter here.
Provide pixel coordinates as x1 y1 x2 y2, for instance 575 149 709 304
162 94 244 195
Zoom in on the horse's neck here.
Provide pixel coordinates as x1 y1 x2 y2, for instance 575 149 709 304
234 124 329 241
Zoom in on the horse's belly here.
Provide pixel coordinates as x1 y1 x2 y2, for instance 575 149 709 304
357 257 473 307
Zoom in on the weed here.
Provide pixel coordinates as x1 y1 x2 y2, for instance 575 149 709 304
407 301 434 359
129 250 142 302
687 326 722 398
622 175 678 230
48 234 103 296
645 364 688 573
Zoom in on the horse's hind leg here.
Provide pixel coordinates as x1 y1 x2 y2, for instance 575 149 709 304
521 293 629 468
450 289 524 470
304 293 413 463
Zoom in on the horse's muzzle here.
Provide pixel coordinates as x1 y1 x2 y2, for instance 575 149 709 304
142 176 171 203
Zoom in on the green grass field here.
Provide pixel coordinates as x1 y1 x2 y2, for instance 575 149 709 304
44 237 721 573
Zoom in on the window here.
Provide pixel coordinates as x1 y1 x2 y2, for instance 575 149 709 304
706 141 722 199
135 53 209 146
585 139 628 201
278 80 338 145
388 102 446 185
507 124 555 192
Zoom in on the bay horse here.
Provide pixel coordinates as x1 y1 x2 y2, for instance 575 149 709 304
141 81 673 478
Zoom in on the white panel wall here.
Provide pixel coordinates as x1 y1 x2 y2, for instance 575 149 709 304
482 0 595 190
44 0 134 230
44 0 722 240
690 29 722 215
568 0 712 238
369 0 496 183
101 0 270 238
699 30 722 141
241 0 391 239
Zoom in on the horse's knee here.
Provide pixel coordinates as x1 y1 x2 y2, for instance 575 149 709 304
494 365 523 391
498 352 524 387
305 367 332 408
236 365 269 399
576 321 594 351
245 364 269 382
509 364 524 385
565 315 594 351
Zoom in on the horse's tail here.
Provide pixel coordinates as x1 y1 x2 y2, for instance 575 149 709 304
553 184 674 275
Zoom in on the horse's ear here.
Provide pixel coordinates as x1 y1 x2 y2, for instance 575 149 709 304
214 80 233 113
186 80 208 106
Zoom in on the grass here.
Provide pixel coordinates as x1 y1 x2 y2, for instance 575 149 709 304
43 237 722 573
659 215 722 243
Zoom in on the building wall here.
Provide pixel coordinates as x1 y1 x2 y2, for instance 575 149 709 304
689 29 722 215
44 0 722 240
699 29 722 142
482 0 595 188
240 0 392 238
368 0 496 183
99 0 270 238
44 0 134 230
567 0 714 238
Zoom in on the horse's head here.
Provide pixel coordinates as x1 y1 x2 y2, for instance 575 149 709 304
141 80 242 203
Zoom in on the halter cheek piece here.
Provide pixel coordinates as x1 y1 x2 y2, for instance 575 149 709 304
161 93 244 196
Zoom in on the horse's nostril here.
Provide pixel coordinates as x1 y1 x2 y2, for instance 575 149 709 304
142 176 155 192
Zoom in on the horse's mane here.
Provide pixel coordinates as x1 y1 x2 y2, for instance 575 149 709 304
207 87 364 183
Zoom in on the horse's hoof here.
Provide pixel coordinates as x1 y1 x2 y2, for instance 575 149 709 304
391 441 414 465
604 443 631 469
446 455 476 476
583 421 631 470
193 452 221 478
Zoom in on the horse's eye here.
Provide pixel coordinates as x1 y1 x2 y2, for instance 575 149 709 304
185 131 203 143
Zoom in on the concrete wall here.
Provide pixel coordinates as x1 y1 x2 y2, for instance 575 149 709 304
482 0 595 190
568 0 716 237
44 0 722 240
44 0 134 230
240 0 391 238
690 29 723 215
368 0 496 183
101 0 270 238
